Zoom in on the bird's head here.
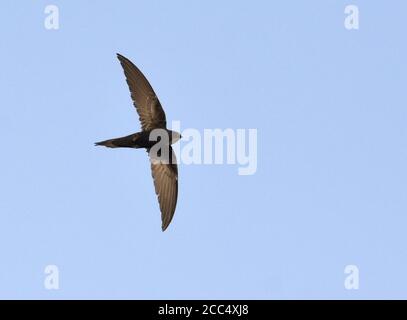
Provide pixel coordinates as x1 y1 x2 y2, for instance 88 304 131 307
169 130 182 144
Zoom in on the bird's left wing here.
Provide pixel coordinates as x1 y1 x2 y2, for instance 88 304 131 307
149 146 178 231
117 53 167 131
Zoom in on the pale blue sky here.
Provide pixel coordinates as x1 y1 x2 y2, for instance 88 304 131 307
0 1 406 299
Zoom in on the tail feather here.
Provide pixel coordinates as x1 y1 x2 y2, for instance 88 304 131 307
95 133 141 149
94 139 118 148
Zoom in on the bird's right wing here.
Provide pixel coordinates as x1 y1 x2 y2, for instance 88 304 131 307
117 53 167 131
149 146 178 231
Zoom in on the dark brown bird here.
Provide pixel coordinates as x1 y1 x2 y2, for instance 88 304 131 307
95 53 181 231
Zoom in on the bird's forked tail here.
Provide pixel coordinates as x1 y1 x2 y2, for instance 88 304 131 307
94 139 118 148
95 133 141 148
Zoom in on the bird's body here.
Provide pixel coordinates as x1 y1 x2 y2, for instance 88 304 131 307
95 129 180 149
96 54 181 231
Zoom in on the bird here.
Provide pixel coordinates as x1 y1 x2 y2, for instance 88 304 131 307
95 53 181 231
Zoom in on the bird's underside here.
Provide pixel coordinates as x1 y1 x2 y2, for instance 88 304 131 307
95 53 179 231
95 131 159 149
